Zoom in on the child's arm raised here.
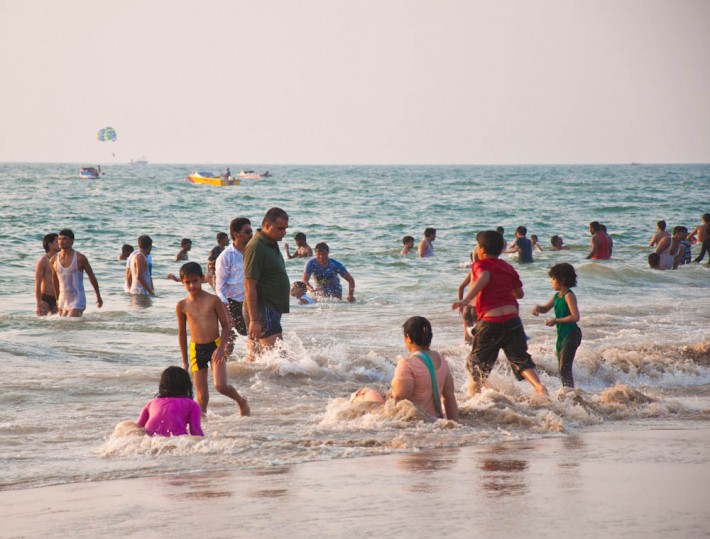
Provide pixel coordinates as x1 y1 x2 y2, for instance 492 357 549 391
176 301 189 371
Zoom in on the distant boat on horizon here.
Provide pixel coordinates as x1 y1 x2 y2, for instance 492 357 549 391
129 157 148 165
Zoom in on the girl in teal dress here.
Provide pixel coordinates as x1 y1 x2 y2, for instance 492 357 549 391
532 263 581 388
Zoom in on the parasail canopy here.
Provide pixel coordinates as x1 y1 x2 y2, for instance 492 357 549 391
97 127 117 142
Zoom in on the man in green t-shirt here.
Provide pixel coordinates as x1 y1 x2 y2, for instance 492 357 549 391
243 207 290 353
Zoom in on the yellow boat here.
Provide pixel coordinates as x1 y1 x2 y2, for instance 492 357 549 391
186 171 240 186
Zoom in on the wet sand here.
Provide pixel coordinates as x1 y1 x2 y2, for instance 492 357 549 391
5 426 710 538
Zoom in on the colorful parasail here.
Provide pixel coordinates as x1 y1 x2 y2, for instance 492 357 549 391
97 127 117 142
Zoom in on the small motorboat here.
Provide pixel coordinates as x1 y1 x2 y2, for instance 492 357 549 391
186 171 241 187
80 167 101 179
237 170 271 179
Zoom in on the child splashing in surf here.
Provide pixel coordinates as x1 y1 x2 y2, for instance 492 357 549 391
352 316 459 421
137 366 204 437
532 263 582 388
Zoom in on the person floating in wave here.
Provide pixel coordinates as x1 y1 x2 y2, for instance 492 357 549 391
532 263 582 388
176 262 250 416
418 228 436 257
351 316 459 421
137 366 203 437
302 242 356 302
290 281 315 304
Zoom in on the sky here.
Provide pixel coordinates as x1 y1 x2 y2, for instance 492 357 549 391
1 0 709 165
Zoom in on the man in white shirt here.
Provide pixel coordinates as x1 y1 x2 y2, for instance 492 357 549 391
215 217 253 352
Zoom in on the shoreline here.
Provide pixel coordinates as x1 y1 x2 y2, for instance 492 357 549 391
6 425 710 538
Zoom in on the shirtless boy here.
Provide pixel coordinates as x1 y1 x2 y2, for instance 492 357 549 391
50 229 103 317
688 213 710 263
284 232 313 259
175 238 192 261
176 262 249 415
35 233 59 316
400 236 415 255
648 220 670 247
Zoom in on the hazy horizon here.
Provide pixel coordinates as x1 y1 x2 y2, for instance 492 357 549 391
2 0 709 165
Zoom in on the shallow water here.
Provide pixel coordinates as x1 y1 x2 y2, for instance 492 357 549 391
0 162 708 490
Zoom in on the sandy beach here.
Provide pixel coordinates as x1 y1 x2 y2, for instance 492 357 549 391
5 425 709 539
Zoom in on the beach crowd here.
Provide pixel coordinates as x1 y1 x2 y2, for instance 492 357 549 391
33 208 709 437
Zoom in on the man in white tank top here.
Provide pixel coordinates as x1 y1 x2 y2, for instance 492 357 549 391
50 229 103 317
125 235 154 295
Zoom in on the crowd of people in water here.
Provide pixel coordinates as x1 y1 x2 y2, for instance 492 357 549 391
33 210 709 437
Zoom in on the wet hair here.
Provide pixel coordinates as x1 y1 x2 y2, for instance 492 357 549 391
530 234 538 243
476 230 505 256
121 244 134 255
599 224 608 233
58 228 74 240
292 281 307 292
179 261 203 280
673 225 688 235
137 235 152 249
648 252 660 268
229 217 251 239
42 233 58 253
496 226 505 235
657 220 666 231
550 235 561 246
262 207 288 225
402 235 414 245
158 366 193 398
516 225 527 236
424 227 436 238
548 262 577 288
180 238 192 248
403 316 433 347
216 232 229 243
589 221 601 233
315 242 329 252
703 213 710 223
294 232 306 242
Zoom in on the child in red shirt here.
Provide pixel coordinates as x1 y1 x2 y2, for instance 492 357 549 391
452 230 548 397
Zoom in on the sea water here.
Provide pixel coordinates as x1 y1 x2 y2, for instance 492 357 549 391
0 163 708 490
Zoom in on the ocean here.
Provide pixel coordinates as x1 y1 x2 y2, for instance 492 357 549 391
1 162 708 496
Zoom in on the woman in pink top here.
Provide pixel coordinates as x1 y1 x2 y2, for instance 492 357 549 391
137 366 204 437
391 316 459 421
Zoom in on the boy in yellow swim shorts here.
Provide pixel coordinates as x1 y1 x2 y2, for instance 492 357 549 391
176 262 250 416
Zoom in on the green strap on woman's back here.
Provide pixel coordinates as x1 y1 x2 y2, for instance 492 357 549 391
413 351 444 418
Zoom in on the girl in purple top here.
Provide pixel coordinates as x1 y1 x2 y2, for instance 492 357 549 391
137 366 204 437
